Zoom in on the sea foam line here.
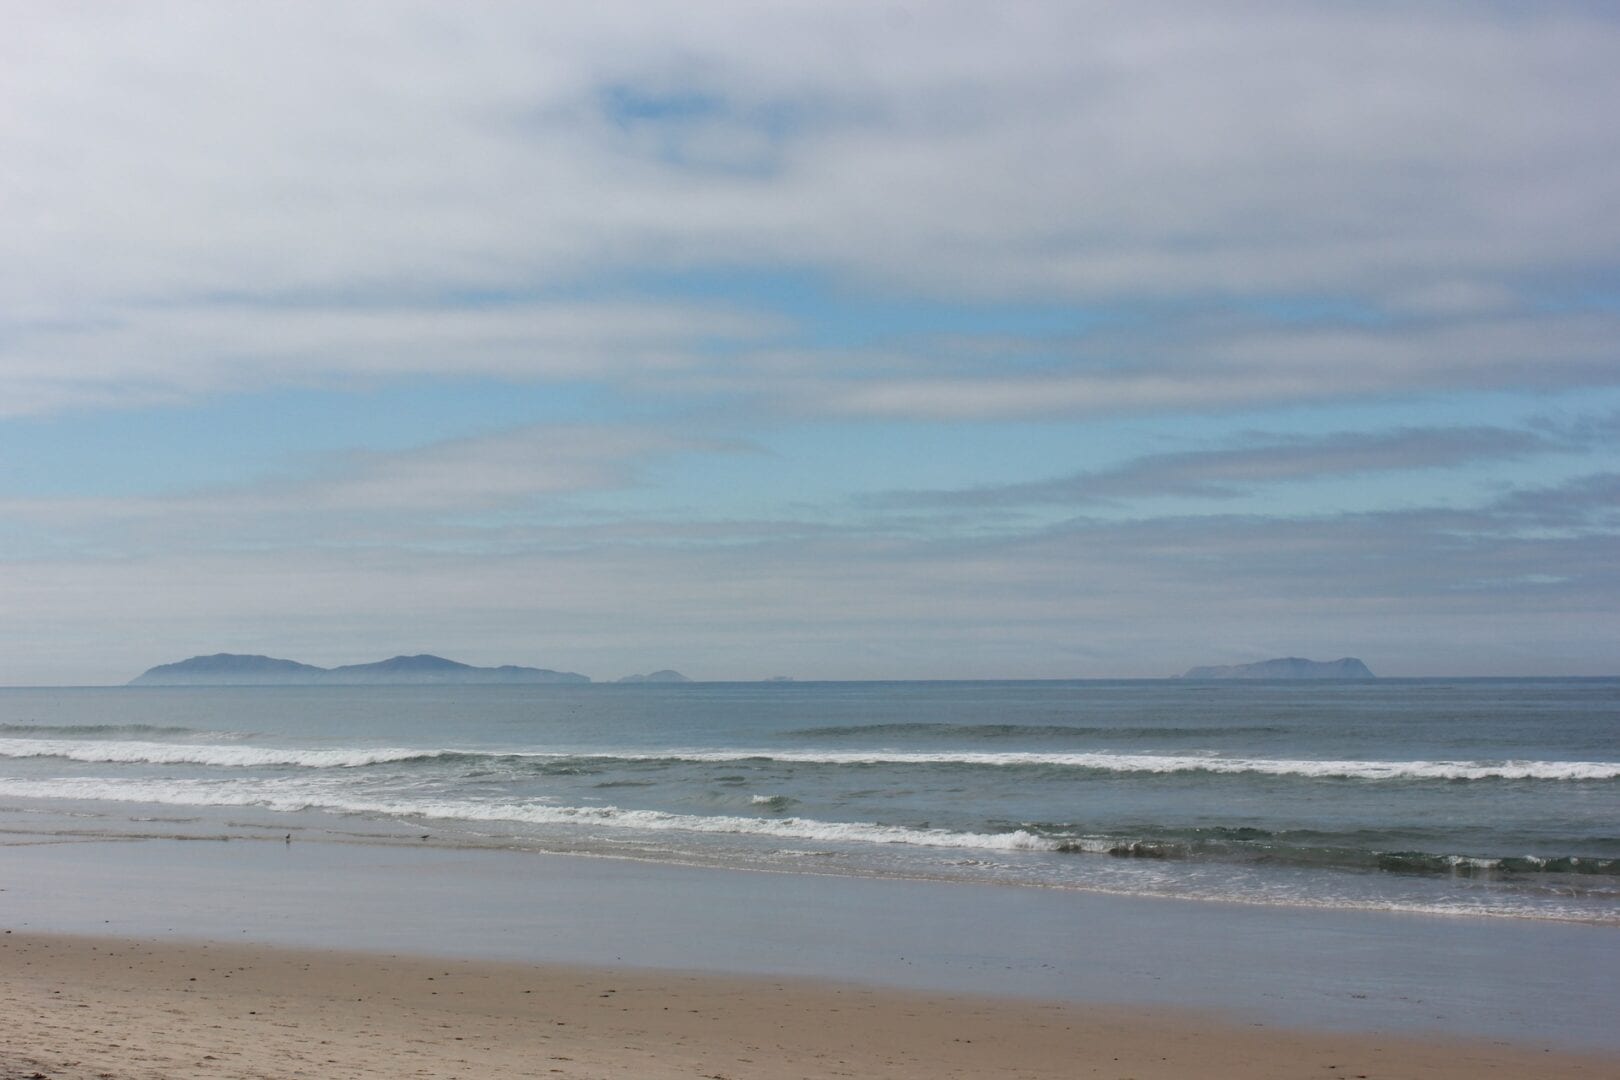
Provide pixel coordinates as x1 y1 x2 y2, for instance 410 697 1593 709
5 776 1615 890
2 737 1616 781
0 738 449 769
0 776 1056 852
607 750 1620 782
0 723 205 737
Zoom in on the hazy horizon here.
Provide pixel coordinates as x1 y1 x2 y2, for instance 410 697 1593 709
3 4 1618 685
11 650 1617 689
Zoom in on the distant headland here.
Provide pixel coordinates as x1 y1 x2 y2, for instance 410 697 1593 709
616 670 692 684
129 653 591 686
1179 657 1375 680
128 653 1380 685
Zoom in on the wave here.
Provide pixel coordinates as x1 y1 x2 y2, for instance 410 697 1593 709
0 738 451 769
605 750 1620 782
3 737 1615 782
0 723 207 738
1372 851 1620 876
0 776 1057 853
785 722 1288 740
1030 828 1620 877
1 776 1613 884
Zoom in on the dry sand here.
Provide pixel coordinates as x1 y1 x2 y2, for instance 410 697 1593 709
1 932 1613 1080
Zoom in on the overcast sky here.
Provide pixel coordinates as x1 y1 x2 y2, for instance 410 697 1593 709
3 2 1618 683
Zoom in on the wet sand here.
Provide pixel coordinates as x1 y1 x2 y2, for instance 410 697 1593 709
3 932 1616 1080
4 834 1620 1051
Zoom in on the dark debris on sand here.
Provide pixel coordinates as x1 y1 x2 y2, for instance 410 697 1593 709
1 1057 118 1080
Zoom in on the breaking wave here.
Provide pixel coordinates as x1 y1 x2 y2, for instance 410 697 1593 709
0 738 451 769
0 723 210 738
785 722 1289 740
3 737 1615 782
0 776 1054 852
606 750 1620 782
1 776 1613 883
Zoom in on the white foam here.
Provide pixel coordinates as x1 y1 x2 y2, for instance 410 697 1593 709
3 736 1613 782
0 738 444 769
0 775 1059 853
603 749 1620 781
0 776 327 811
2 776 1614 925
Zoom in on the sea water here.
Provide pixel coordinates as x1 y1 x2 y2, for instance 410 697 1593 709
0 678 1615 924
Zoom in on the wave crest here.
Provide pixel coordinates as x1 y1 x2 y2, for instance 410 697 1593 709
786 722 1287 740
0 723 206 737
0 738 451 769
610 750 1620 782
3 737 1614 782
0 776 1056 853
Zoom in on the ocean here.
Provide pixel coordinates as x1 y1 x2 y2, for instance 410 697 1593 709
1 678 1616 925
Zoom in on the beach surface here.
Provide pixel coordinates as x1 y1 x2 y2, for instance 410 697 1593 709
6 835 1619 1047
1 834 1617 1077
4 932 1616 1080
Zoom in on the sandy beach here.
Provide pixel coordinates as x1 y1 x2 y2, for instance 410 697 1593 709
1 932 1614 1080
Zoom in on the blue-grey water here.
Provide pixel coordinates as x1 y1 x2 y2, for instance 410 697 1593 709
1 679 1616 923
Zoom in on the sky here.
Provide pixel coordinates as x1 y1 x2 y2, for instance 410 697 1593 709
2 2 1618 684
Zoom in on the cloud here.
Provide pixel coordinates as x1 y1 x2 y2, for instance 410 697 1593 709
0 422 753 552
2 5 1618 681
11 296 1612 423
4 471 1617 683
3 4 1620 415
1016 474 1620 609
0 301 782 418
1487 472 1620 531
284 425 745 512
879 424 1576 508
805 311 1620 419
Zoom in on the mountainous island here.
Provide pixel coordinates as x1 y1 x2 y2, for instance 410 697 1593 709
616 670 692 683
129 653 590 686
1180 657 1375 680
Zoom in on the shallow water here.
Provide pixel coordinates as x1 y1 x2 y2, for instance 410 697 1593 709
4 837 1619 1051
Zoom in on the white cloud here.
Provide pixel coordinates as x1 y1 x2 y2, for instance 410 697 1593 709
0 301 781 417
3 4 1618 682
298 425 734 512
800 311 1620 419
879 425 1569 506
0 422 749 543
3 3 1619 412
4 473 1617 683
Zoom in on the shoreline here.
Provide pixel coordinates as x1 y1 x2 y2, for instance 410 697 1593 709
11 813 1617 929
3 932 1616 1080
3 834 1619 1053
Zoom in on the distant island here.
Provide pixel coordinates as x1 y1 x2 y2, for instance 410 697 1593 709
616 670 692 683
1180 657 1375 680
129 653 590 686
